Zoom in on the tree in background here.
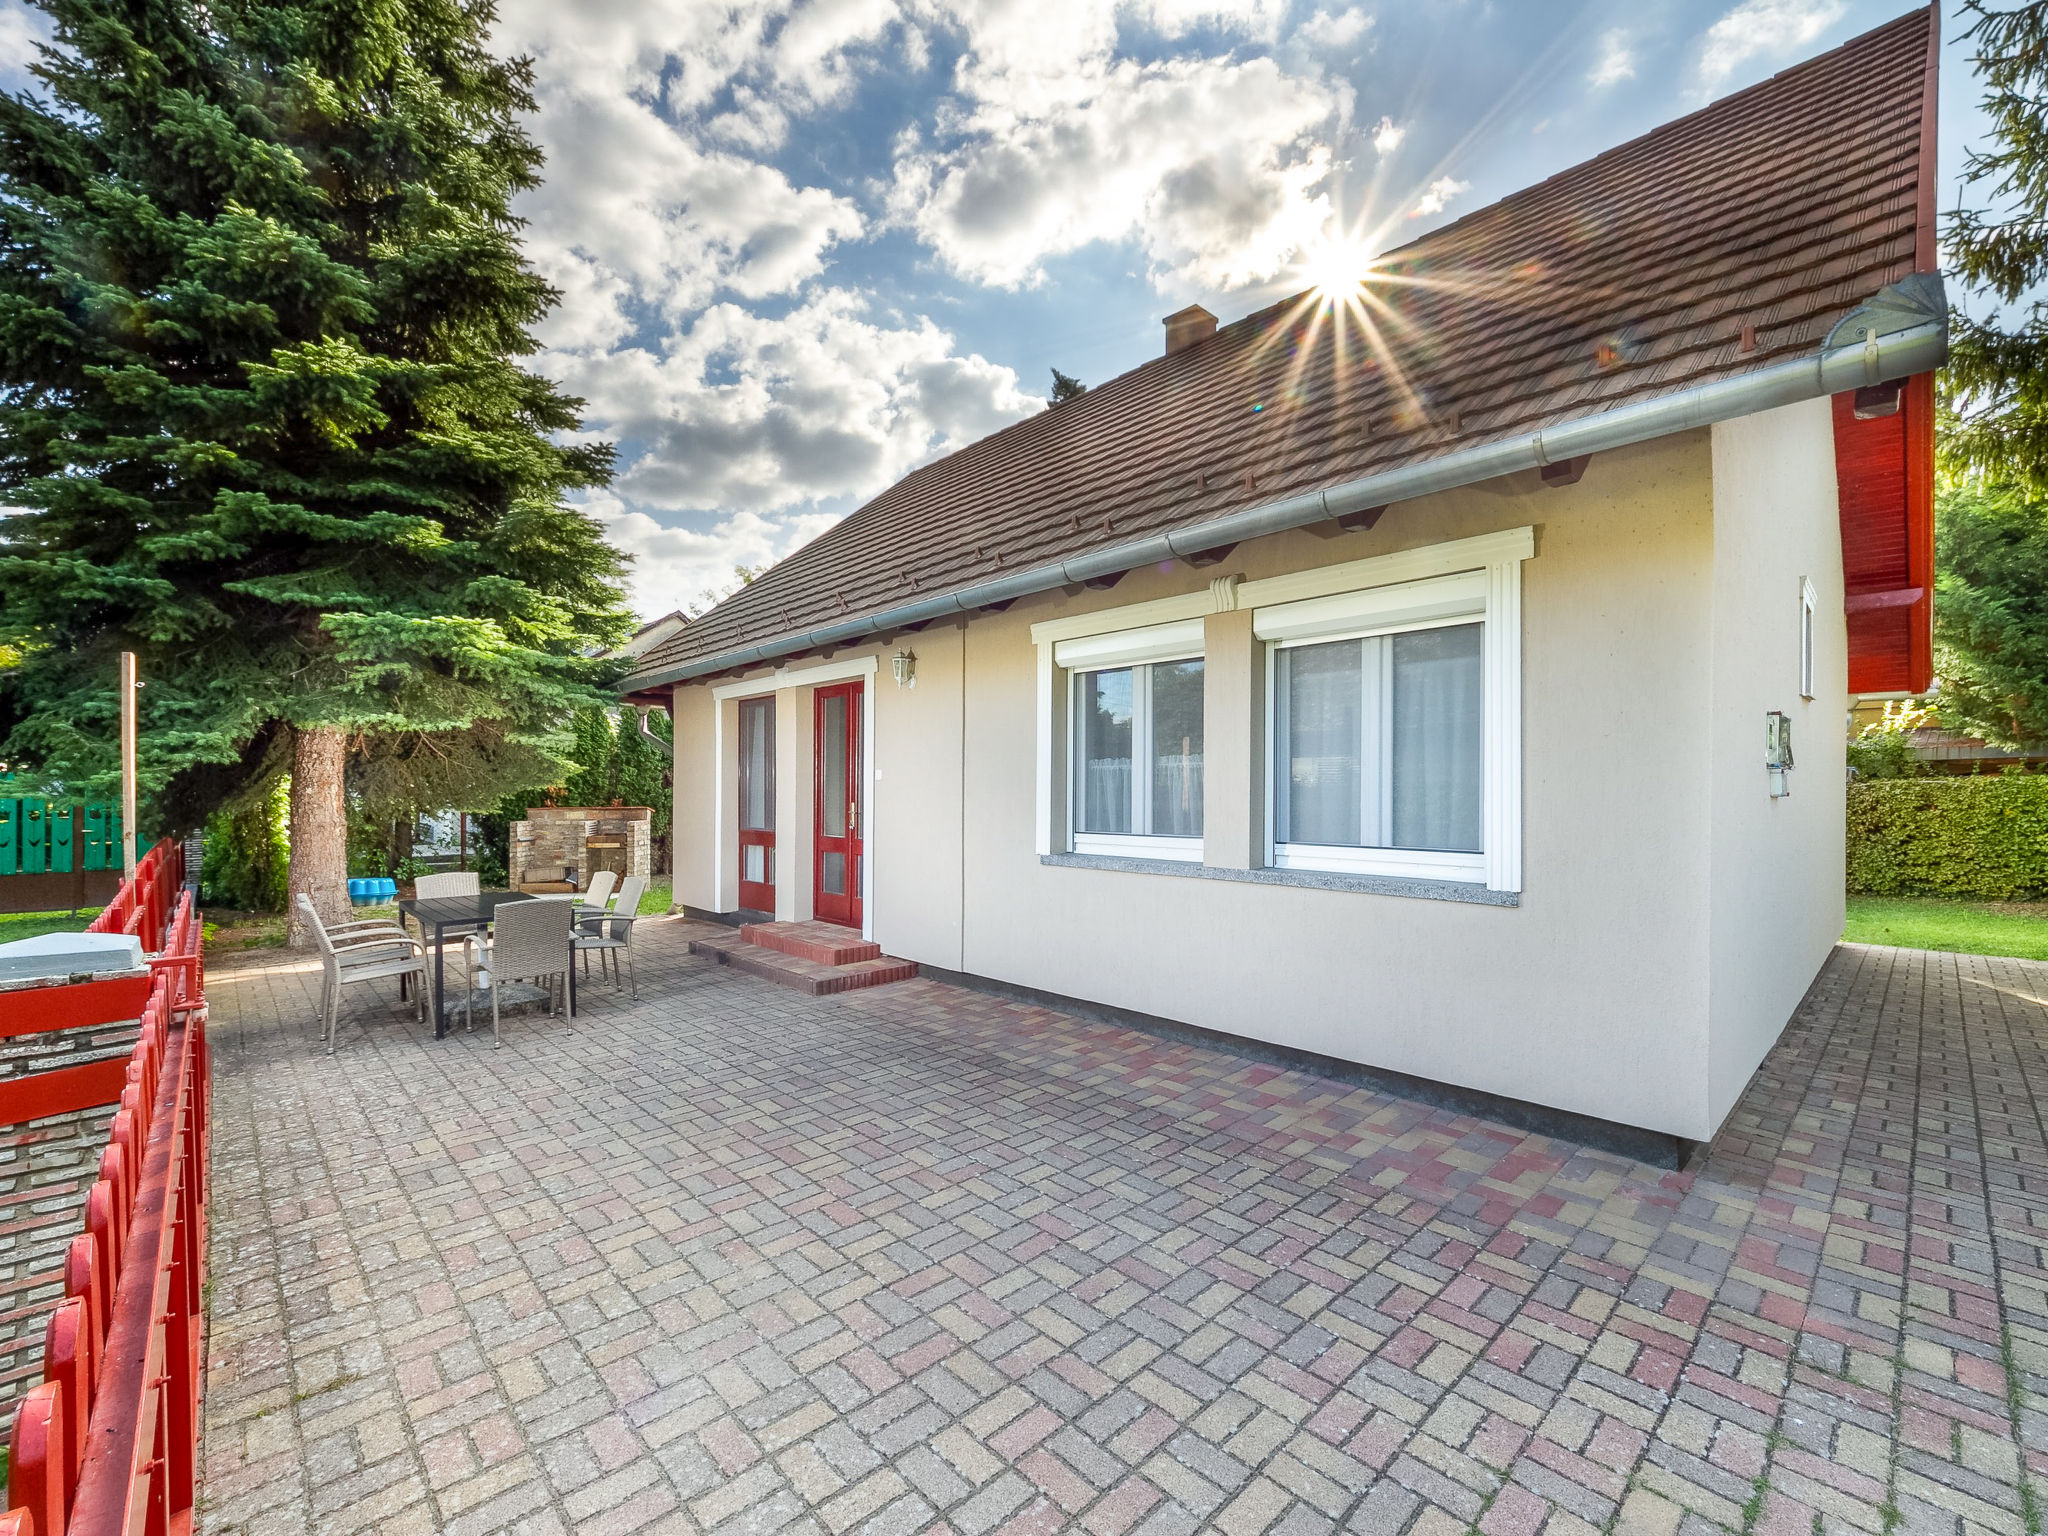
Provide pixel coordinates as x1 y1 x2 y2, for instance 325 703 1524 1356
1931 4 2048 755
1945 1 2048 485
198 778 291 912
0 0 631 944
562 707 617 808
1049 368 1086 404
471 705 671 886
1934 483 2048 746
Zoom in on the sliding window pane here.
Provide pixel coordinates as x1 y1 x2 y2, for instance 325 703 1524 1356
1078 669 1133 833
1282 641 1362 846
1391 623 1483 852
1149 660 1204 836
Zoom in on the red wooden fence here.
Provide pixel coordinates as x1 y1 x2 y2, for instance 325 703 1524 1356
0 840 207 1536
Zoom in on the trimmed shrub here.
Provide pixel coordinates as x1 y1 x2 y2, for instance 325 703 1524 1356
1846 775 2048 899
199 779 290 912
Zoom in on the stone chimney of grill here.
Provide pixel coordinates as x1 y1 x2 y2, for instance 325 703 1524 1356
1163 305 1217 355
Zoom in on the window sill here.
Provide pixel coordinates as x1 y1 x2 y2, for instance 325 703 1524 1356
1040 852 1519 906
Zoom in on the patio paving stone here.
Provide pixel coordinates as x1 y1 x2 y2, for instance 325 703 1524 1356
196 919 2048 1535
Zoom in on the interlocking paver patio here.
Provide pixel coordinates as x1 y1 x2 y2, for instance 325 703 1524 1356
197 920 2048 1536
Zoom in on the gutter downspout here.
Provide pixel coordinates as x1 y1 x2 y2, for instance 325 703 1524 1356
628 274 1947 692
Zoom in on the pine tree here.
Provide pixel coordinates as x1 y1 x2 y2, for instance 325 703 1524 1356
0 0 632 943
1049 368 1086 404
1934 483 2048 746
1945 1 2048 482
561 707 616 808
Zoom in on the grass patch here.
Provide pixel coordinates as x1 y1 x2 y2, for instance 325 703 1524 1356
639 877 672 916
1844 896 2048 961
0 908 94 943
202 909 289 949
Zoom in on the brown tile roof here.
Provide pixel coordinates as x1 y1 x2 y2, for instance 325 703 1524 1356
630 5 1935 686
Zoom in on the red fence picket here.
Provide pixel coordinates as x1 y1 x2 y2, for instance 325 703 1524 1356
0 848 206 1536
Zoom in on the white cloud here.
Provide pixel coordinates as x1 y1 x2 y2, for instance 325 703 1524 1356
486 0 1365 616
494 0 902 151
1411 175 1470 217
1696 0 1844 94
549 290 1038 514
0 0 54 94
1371 114 1405 156
1290 5 1372 55
585 495 841 619
549 293 1040 612
1589 29 1635 88
516 90 864 351
893 53 1345 288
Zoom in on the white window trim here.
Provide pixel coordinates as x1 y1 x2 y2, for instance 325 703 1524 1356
1261 554 1524 893
1054 618 1205 671
1068 642 1206 856
1273 843 1486 881
1799 577 1817 700
708 653 877 938
1253 570 1486 644
1031 526 1532 882
1073 833 1205 863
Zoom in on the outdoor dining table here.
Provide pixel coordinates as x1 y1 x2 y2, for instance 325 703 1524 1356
397 890 578 1037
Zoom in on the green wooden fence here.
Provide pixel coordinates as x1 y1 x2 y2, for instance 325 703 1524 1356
0 800 123 875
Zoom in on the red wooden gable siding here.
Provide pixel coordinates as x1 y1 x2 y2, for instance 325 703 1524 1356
1833 370 1934 695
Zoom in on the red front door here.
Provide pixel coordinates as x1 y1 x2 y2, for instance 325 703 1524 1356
813 681 863 928
737 696 775 913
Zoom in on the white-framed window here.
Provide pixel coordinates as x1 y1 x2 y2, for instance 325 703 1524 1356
1257 564 1520 889
1799 577 1816 700
1028 527 1529 893
1054 619 1204 862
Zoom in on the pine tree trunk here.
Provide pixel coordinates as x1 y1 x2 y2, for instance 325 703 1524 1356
286 725 349 948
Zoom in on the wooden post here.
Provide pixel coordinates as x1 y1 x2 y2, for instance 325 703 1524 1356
119 653 138 884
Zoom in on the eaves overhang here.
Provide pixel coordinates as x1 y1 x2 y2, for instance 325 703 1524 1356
622 274 1947 695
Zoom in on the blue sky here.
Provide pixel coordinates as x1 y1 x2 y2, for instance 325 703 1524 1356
0 0 2000 619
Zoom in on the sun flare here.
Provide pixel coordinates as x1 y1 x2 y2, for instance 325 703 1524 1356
1298 233 1375 301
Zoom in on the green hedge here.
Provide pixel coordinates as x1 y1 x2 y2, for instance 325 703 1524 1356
1846 776 2048 900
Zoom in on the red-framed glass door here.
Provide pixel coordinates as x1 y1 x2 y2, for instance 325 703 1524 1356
737 696 775 913
812 681 863 929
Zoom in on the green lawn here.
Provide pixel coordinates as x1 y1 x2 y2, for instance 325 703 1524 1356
1844 896 2048 961
0 908 95 943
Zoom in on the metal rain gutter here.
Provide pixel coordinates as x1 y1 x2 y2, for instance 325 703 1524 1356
626 274 1947 692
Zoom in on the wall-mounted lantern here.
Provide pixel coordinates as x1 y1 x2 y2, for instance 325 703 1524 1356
892 650 917 690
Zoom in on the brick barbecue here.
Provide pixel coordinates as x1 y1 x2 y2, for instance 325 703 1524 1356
507 805 652 894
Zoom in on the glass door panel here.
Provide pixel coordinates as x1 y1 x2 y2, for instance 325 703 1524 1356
812 682 863 927
737 697 776 912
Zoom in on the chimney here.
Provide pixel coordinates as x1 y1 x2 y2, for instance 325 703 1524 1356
1163 305 1217 356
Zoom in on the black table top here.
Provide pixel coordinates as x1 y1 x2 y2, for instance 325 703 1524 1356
398 890 540 930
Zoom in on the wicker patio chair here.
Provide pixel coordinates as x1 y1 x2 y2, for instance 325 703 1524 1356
572 870 618 925
298 895 427 1054
574 874 646 997
412 870 481 899
467 897 572 1046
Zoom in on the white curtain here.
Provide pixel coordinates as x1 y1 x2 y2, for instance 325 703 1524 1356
1391 625 1482 852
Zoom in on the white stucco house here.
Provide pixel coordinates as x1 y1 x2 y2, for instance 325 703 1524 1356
623 8 1943 1163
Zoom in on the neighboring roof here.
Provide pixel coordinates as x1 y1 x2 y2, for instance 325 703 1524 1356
629 5 1938 690
609 610 689 661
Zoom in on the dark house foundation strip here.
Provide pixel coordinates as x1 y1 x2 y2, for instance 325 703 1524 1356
913 964 1694 1170
680 905 1694 1167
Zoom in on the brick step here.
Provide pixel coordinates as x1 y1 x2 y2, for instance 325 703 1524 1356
688 932 917 996
738 921 882 966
